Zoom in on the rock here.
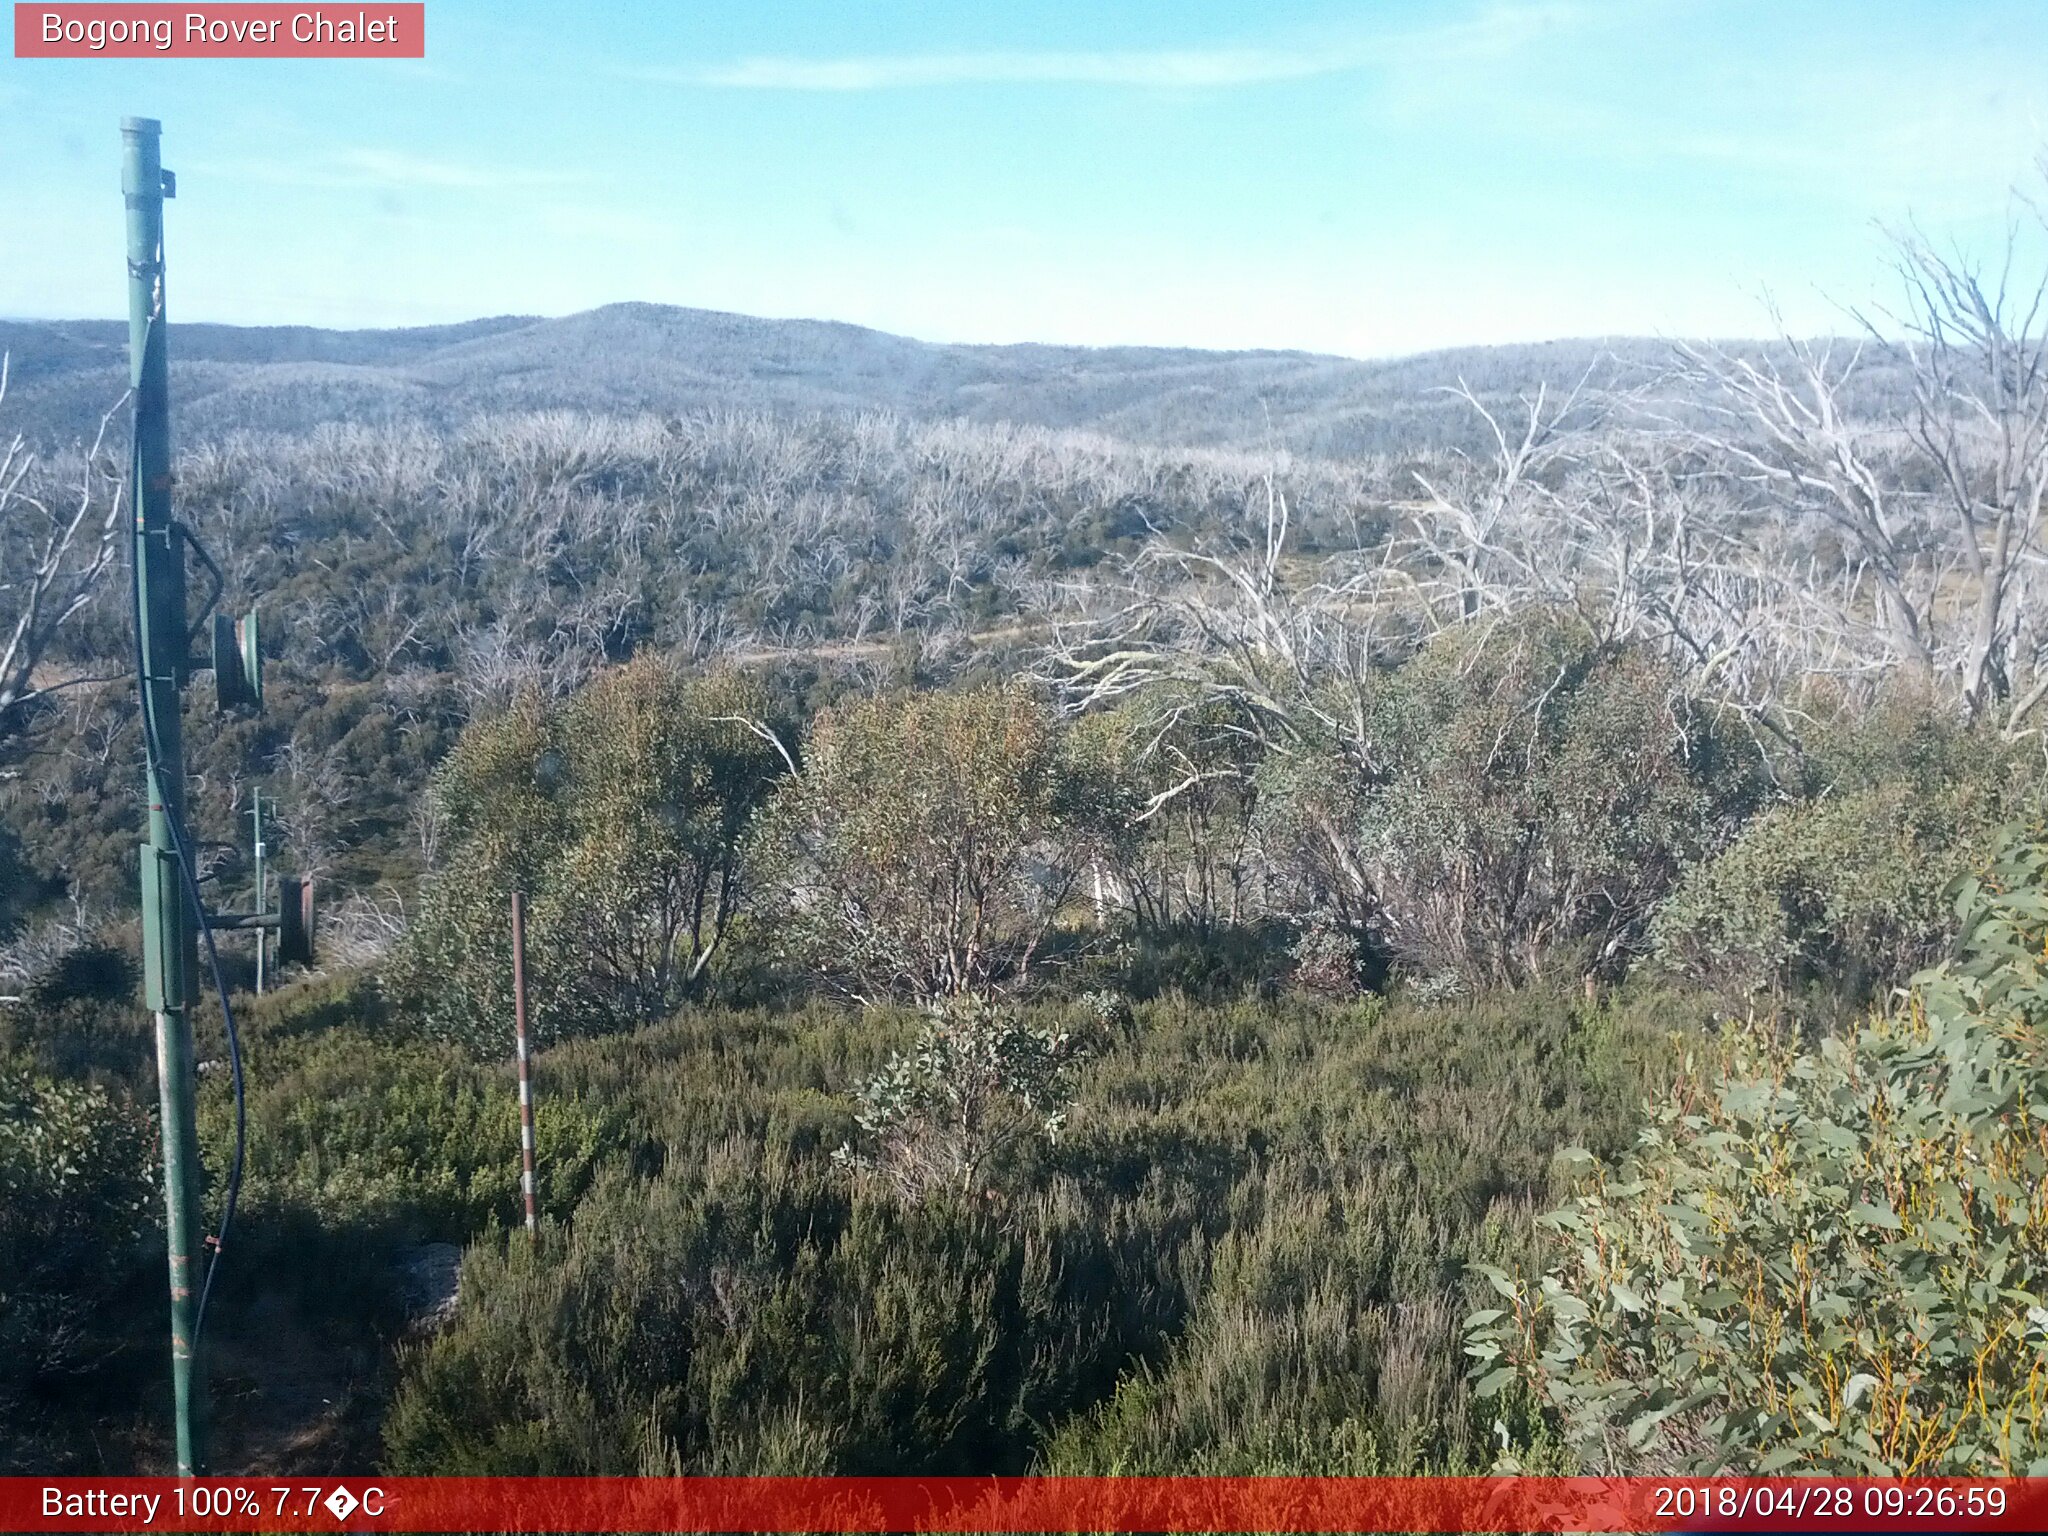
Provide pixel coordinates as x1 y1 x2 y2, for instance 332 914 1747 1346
395 1242 462 1333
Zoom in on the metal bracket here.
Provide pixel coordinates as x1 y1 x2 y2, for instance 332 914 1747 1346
140 844 184 1011
176 521 225 650
277 875 315 966
201 909 277 932
203 875 313 964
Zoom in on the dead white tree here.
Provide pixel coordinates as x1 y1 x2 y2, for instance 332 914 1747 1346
1411 254 2048 746
1035 466 1424 921
0 357 128 740
1885 216 2048 727
1671 327 1939 686
1040 468 1416 769
270 735 357 878
1407 374 1601 625
1669 199 2048 734
319 888 410 969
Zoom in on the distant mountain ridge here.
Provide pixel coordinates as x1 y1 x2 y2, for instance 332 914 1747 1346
0 301 1716 457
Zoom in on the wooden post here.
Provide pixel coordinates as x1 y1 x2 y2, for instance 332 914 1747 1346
250 787 266 995
510 892 538 1242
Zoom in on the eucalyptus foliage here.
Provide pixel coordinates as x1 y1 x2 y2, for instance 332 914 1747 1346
1650 704 2038 1002
835 998 1096 1200
1650 782 2000 1002
1467 826 2048 1474
389 660 787 1055
1297 615 1761 988
0 1060 158 1433
750 685 1115 1001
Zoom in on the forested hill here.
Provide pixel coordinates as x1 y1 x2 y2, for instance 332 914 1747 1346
0 303 1684 456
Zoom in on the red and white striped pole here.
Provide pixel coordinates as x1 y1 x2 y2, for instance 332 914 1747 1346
510 891 538 1243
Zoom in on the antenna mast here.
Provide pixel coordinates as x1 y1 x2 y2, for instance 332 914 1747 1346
122 113 206 1477
122 115 314 1477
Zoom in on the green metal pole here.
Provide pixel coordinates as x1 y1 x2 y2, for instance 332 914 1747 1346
123 114 206 1478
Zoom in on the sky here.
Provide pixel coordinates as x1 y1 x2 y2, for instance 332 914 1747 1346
2 0 2046 357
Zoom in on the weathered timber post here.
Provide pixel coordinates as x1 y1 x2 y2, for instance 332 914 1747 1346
511 891 539 1241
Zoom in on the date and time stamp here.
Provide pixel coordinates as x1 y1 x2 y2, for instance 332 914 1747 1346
1651 1478 2011 1523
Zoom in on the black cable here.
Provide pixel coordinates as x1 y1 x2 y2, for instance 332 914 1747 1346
128 303 246 1355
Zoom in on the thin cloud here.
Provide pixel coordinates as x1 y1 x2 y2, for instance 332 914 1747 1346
187 148 578 192
639 46 1364 92
1418 0 1608 62
634 0 1618 93
331 148 561 190
1661 73 2048 219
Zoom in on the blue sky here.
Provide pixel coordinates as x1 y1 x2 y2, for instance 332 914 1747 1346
3 0 2045 356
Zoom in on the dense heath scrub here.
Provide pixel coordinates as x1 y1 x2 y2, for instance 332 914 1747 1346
4 964 1677 1473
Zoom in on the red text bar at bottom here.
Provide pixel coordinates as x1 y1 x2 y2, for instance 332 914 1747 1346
7 1475 2046 1533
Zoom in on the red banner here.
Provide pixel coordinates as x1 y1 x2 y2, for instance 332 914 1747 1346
13 4 424 57
3 1476 2044 1533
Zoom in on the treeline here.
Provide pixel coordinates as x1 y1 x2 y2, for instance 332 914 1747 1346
0 343 1574 955
392 630 2040 1061
1 404 1407 929
4 308 1912 459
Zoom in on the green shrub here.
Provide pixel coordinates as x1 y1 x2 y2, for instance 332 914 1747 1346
384 1156 1171 1475
378 981 1665 1477
1264 614 1763 991
1046 987 1664 1475
0 1059 160 1460
1042 1168 1485 1474
1650 784 1991 1001
836 998 1096 1200
1084 918 1294 1002
0 974 155 1087
1067 699 1264 939
1467 826 2048 1474
1652 705 2035 1002
237 969 392 1043
1288 914 1365 999
750 685 1115 1001
199 1022 628 1238
389 661 788 1055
